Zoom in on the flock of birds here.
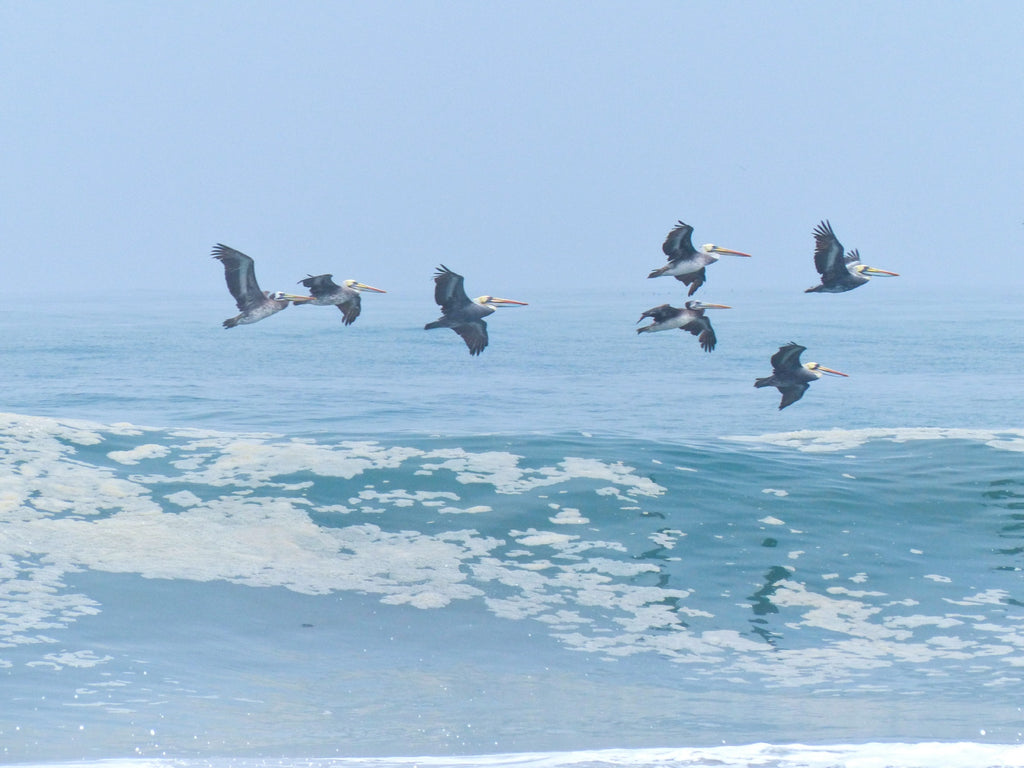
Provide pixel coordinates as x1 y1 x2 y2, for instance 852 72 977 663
212 244 526 355
638 219 897 409
212 218 899 409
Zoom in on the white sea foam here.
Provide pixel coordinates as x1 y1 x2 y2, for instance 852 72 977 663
11 742 1024 768
26 649 113 670
4 411 1024 690
354 489 460 509
727 426 1024 452
648 529 685 549
439 504 494 515
549 508 589 525
420 450 666 497
107 444 170 464
161 439 426 486
0 413 693 672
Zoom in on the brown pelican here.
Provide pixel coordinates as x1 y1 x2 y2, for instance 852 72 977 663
425 265 527 355
212 244 311 328
294 274 386 325
805 220 899 293
647 220 751 295
636 301 731 352
754 343 848 410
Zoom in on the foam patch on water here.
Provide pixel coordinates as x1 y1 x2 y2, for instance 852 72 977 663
0 414 677 670
738 579 1024 686
108 444 171 464
77 743 1024 767
549 507 589 525
11 742 1024 768
4 412 1024 688
420 449 665 496
726 427 1024 452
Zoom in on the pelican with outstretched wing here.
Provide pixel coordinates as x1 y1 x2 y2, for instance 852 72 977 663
805 220 899 293
295 274 386 325
647 220 751 295
212 244 310 328
424 265 527 355
754 342 848 410
636 301 731 352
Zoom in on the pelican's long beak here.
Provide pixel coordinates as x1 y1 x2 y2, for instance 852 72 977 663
711 247 752 257
275 292 315 303
817 366 849 377
696 303 732 310
354 282 387 293
863 266 899 277
490 298 528 307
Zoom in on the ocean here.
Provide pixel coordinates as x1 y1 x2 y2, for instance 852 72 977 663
2 284 1024 767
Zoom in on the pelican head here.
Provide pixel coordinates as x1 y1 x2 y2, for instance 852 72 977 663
684 300 731 311
342 279 387 293
476 296 528 309
702 244 752 258
854 264 899 278
271 291 313 302
806 362 849 378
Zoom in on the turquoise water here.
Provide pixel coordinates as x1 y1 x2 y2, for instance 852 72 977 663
2 287 1023 765
4 286 1020 437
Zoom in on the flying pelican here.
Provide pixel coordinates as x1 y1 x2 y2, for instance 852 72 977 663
805 220 899 293
294 274 386 325
212 244 311 329
636 301 731 352
647 220 751 295
754 343 848 410
425 265 527 355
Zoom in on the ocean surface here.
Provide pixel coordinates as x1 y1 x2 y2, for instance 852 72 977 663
3 285 1024 767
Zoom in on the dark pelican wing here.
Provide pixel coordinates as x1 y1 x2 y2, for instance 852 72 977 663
639 304 679 323
455 319 489 356
662 221 696 260
299 274 341 297
338 294 362 325
434 265 471 313
845 249 861 265
676 268 706 295
212 244 264 311
812 221 850 279
771 343 806 373
778 383 810 410
682 318 716 352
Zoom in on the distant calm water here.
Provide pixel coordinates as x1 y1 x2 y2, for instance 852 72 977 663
2 287 1023 767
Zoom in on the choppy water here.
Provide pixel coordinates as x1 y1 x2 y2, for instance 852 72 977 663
2 288 1023 766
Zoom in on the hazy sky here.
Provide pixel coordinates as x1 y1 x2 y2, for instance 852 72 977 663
3 1 1022 301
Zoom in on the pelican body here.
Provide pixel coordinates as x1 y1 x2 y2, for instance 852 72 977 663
754 343 848 409
212 244 310 328
295 274 386 325
636 301 730 352
805 220 899 293
425 265 527 355
647 220 751 296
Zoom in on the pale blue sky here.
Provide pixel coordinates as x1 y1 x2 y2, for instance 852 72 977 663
3 1 1022 301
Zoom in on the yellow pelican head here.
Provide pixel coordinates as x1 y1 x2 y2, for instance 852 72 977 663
342 280 387 293
475 296 528 309
805 362 849 379
684 300 731 311
853 264 899 278
271 291 315 303
701 244 752 258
